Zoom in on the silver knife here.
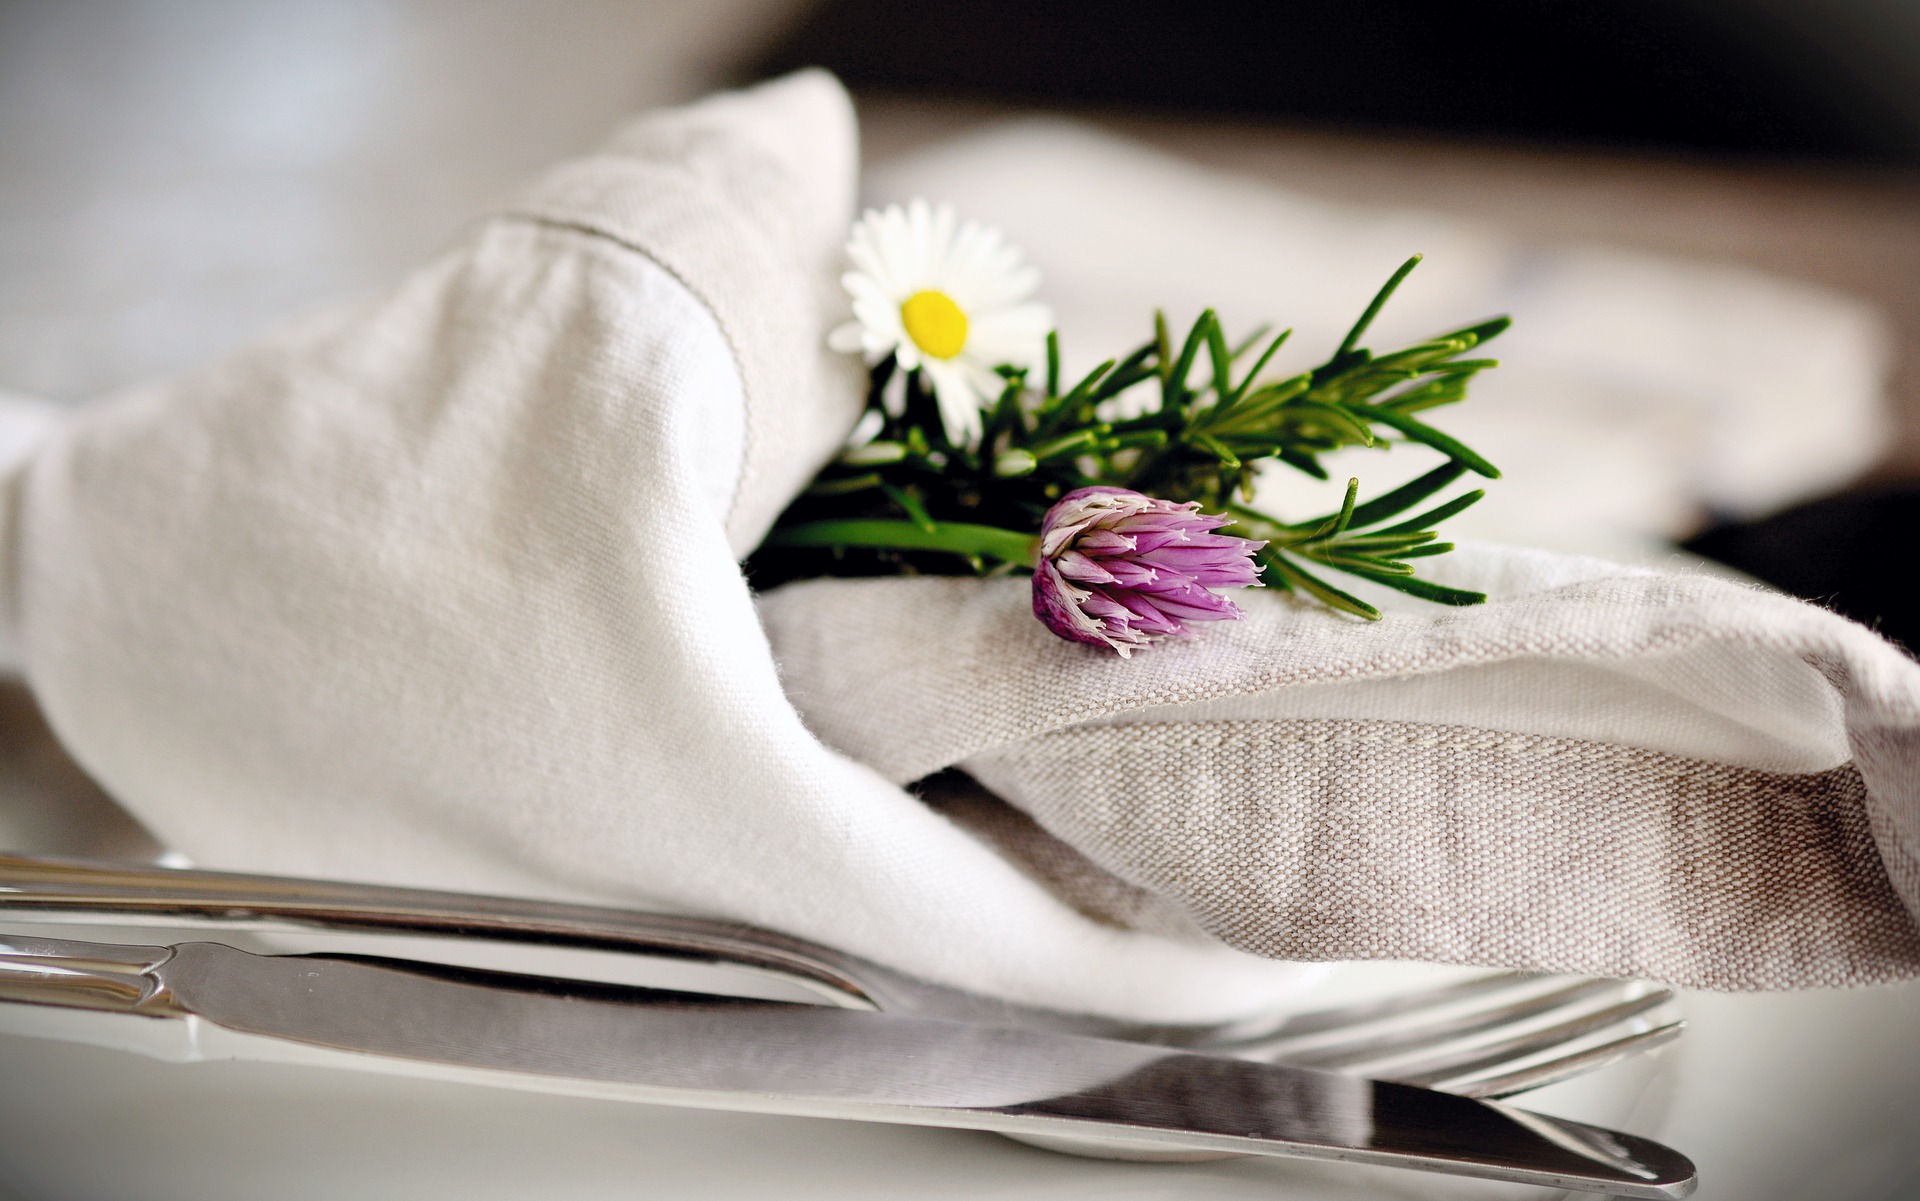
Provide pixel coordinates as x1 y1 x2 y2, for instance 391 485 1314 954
0 933 1695 1197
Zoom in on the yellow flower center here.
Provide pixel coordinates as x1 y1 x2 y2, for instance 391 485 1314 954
900 290 968 360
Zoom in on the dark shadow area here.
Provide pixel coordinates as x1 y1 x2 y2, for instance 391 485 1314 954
1685 488 1920 656
757 0 1920 165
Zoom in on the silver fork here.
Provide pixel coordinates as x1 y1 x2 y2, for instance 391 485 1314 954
1233 971 1683 1099
0 851 1682 1101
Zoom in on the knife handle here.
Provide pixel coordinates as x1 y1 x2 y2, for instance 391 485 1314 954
0 932 179 1016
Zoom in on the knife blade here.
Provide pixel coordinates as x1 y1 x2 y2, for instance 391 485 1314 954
0 933 1695 1197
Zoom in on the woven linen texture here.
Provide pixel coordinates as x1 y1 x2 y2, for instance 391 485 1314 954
966 719 1920 988
762 555 1920 991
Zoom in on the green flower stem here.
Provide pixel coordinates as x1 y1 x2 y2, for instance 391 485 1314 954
764 518 1041 566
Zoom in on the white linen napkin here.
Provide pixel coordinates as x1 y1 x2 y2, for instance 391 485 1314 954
0 73 1323 1023
3 72 1918 1019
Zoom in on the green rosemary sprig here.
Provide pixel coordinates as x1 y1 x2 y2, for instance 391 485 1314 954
750 256 1503 620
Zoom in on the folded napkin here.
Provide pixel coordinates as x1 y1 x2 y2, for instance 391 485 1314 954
0 73 1319 1023
762 549 1920 989
3 73 1919 1023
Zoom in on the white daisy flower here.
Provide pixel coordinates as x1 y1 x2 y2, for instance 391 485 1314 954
827 200 1053 449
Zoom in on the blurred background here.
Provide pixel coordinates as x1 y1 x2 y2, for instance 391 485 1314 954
3 0 1919 645
2 2 1920 1199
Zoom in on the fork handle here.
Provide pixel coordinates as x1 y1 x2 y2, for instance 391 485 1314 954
0 852 1210 1040
0 851 892 1008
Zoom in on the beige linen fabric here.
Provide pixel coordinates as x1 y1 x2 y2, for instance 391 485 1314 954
0 74 1324 1023
758 546 1920 990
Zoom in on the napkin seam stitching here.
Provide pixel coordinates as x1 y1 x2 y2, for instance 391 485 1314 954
494 197 771 547
1013 719 1792 780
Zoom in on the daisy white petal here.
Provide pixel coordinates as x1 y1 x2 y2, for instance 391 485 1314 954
849 294 904 334
922 359 984 448
879 367 908 417
826 200 1053 449
827 321 867 354
845 237 895 297
847 408 885 447
842 271 894 309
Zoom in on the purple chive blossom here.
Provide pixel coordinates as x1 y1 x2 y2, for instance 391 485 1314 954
1032 486 1265 657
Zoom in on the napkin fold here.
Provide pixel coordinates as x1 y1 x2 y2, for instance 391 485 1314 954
0 73 1321 1023
3 72 1920 1023
761 547 1920 990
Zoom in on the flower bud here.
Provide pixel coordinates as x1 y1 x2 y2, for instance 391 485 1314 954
993 449 1038 477
1031 486 1264 656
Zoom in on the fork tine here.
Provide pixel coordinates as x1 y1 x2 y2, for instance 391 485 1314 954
1277 977 1629 1067
1442 1021 1688 1099
1215 970 1574 1052
1369 988 1679 1087
1206 964 1685 1106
